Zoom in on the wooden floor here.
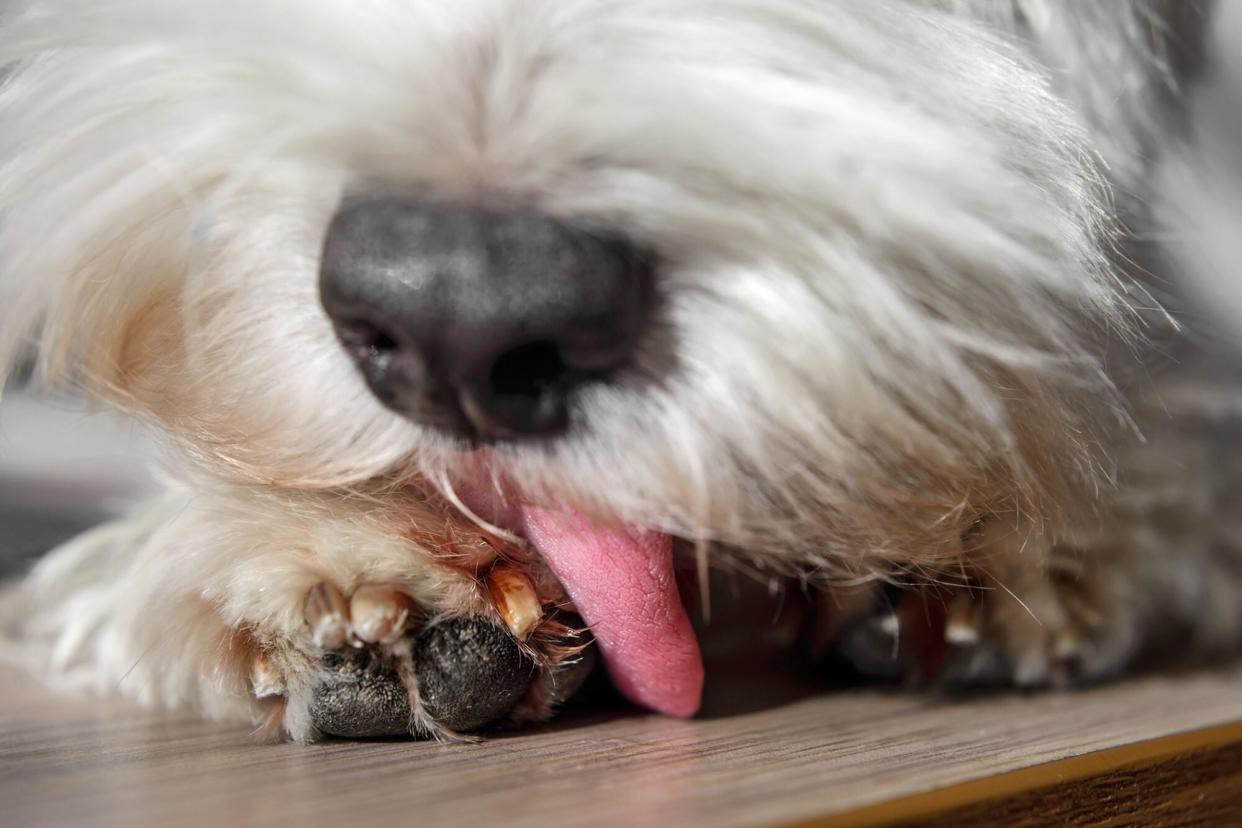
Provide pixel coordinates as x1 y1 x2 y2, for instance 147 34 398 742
4 662 1242 827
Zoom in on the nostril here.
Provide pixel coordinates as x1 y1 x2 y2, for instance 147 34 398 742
489 341 568 401
361 329 398 364
336 321 403 390
462 341 574 438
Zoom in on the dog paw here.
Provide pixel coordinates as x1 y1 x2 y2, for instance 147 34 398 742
932 566 1107 690
817 523 1133 691
820 575 1106 690
252 568 594 741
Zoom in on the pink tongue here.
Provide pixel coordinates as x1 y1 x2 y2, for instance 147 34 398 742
520 508 703 718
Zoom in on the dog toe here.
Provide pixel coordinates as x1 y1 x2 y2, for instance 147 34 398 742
304 582 351 650
348 585 416 644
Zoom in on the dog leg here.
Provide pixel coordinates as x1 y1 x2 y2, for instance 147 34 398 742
2 487 595 741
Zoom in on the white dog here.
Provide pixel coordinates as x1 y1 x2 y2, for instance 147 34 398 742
3 0 1241 741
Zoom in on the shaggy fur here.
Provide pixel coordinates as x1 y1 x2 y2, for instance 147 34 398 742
2 0 1241 740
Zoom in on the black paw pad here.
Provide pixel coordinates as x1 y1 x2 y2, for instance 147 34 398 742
308 653 412 738
936 645 1016 690
415 616 536 732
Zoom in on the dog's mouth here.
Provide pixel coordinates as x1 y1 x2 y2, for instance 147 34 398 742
454 481 704 718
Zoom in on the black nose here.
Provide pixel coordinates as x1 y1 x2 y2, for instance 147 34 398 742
319 197 651 441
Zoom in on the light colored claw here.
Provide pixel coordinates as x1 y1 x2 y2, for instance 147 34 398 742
349 585 416 644
871 611 901 638
945 594 981 647
250 652 285 698
304 582 350 649
487 564 543 640
1052 629 1082 661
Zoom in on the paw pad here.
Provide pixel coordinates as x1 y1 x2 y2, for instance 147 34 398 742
414 616 536 731
308 652 413 738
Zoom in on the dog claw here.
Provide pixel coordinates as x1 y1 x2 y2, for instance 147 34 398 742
305 582 350 649
944 594 981 646
1053 629 1081 661
487 564 542 640
349 586 416 644
251 652 285 698
872 611 901 638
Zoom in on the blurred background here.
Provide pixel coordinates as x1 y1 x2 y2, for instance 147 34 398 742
0 379 160 578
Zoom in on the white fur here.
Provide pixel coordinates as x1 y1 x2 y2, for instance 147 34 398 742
2 1 1239 734
1 1 1130 541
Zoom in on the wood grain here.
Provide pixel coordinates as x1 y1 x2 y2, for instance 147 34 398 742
903 741 1242 828
2 663 1241 827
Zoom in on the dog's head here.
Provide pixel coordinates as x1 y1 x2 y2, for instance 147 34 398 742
1 1 1129 577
